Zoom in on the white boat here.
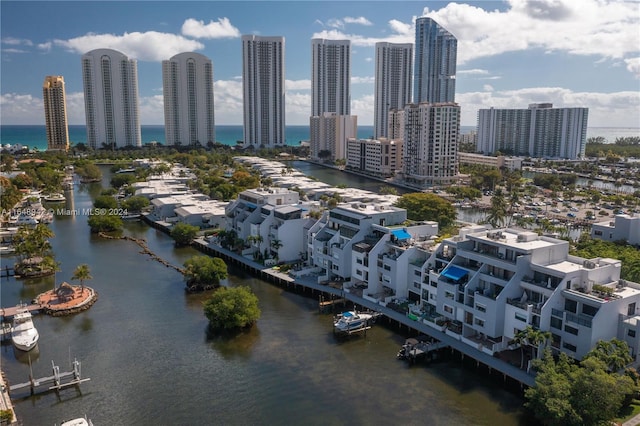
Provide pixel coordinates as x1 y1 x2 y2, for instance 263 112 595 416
60 416 93 426
333 311 375 333
15 213 38 226
11 308 39 351
44 193 66 202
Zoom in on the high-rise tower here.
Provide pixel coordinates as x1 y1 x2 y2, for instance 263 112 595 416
402 102 460 186
162 52 215 147
374 42 412 139
311 39 351 116
242 35 285 148
43 76 70 151
81 48 141 149
413 17 457 104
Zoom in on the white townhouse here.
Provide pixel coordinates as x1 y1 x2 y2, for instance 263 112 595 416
307 202 406 283
349 222 439 306
417 226 640 362
591 214 640 246
225 188 313 263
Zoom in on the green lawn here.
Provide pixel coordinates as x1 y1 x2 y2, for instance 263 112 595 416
615 399 640 425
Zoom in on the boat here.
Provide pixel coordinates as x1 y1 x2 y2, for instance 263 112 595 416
11 308 39 351
14 213 38 226
44 193 66 202
60 416 93 426
333 311 375 333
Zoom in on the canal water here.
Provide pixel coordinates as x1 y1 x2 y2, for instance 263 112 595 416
0 167 527 425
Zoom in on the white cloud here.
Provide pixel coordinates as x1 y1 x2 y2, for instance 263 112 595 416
324 16 373 29
351 76 374 84
483 85 494 92
312 17 413 46
286 79 311 90
625 57 640 78
422 0 639 64
53 31 204 61
1 37 33 46
1 48 28 54
365 57 373 62
351 94 375 126
180 18 240 39
37 42 52 52
458 69 489 75
343 17 373 26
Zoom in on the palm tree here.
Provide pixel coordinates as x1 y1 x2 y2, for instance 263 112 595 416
486 188 508 228
513 328 529 369
72 263 92 292
271 238 283 261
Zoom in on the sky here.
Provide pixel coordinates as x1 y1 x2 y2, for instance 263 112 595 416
1 0 639 128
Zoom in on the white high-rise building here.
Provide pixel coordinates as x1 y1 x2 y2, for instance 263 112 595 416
162 52 215 147
310 113 357 161
242 35 285 148
311 39 351 116
374 42 412 139
81 48 141 149
477 103 589 159
43 76 69 151
413 17 457 104
403 102 460 186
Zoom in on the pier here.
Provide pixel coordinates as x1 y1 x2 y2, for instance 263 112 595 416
0 304 41 320
8 359 90 396
190 237 536 388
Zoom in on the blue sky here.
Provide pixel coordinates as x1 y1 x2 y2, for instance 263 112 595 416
1 0 639 128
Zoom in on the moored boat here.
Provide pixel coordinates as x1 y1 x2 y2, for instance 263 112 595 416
11 308 39 351
60 416 93 426
333 311 375 333
44 193 66 202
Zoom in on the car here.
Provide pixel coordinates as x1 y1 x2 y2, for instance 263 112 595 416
551 208 562 213
570 207 579 212
567 212 576 218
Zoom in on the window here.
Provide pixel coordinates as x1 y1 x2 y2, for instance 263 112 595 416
550 317 562 330
475 304 486 313
628 329 636 338
564 299 577 313
582 304 598 317
629 303 636 316
563 342 577 352
444 305 453 314
515 312 527 322
445 291 454 300
564 325 579 335
474 318 485 327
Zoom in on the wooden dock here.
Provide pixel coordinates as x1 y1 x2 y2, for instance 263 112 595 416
0 303 41 320
9 359 90 396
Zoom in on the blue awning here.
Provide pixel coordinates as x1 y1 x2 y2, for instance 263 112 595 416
441 265 468 281
392 229 411 240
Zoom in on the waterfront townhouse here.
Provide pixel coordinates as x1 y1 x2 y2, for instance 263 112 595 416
418 226 640 362
226 188 308 263
308 202 406 283
348 221 438 306
175 200 227 229
591 214 640 245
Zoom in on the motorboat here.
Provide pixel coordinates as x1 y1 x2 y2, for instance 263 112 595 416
333 311 375 333
60 416 93 426
11 308 39 351
44 193 66 202
15 213 38 226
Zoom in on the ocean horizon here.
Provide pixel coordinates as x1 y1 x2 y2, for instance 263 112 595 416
1 124 637 152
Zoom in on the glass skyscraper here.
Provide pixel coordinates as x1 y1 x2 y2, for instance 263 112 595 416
413 17 457 104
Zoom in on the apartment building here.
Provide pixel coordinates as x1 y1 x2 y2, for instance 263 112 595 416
345 137 402 177
591 214 640 245
43 76 70 151
417 226 640 361
81 48 141 149
309 112 357 162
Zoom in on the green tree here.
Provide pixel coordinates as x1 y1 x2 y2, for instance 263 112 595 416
183 255 228 291
76 163 102 182
170 223 200 247
203 286 261 330
121 195 150 212
110 173 136 189
394 192 456 229
94 194 118 209
71 263 92 292
486 188 508 228
525 347 636 426
87 212 123 233
584 338 633 372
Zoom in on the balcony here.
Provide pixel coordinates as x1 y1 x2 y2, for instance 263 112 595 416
506 298 531 311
